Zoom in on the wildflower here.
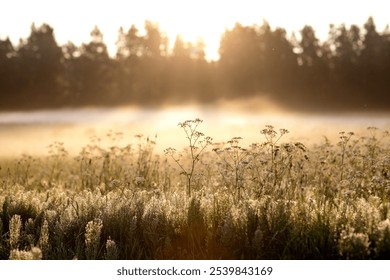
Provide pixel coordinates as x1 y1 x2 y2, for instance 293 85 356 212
9 250 30 260
85 219 103 259
9 247 42 260
39 219 49 251
9 215 22 250
105 237 119 260
135 176 145 185
31 247 43 260
339 227 370 259
109 179 121 189
280 128 289 135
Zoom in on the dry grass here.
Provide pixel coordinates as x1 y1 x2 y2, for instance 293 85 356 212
0 120 389 259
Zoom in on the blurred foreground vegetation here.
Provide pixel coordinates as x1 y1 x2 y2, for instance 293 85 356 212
0 120 389 259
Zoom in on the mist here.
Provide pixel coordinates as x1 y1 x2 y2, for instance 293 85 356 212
0 99 388 158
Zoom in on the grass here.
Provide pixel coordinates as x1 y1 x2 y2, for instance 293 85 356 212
0 119 389 259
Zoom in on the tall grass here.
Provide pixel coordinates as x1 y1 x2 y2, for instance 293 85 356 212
0 119 389 259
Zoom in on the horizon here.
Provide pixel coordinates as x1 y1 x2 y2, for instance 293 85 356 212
1 0 390 60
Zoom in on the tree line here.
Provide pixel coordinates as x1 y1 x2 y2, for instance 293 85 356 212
0 17 389 111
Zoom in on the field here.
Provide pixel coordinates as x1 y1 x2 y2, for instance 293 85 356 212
0 118 389 260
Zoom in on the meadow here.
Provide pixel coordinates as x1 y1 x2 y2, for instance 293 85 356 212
0 118 389 260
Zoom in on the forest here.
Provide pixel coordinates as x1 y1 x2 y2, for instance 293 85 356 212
0 17 389 111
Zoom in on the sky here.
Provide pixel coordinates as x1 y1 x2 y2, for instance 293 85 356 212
1 0 389 60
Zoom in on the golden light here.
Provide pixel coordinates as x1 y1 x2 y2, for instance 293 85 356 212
1 0 389 60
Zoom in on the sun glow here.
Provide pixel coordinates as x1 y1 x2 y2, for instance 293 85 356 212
1 0 389 60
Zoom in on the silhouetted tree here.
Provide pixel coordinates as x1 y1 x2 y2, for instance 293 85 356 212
172 35 191 58
0 37 18 103
381 25 390 100
115 22 171 104
75 26 113 104
1 18 389 111
15 23 62 107
257 25 298 92
0 37 15 61
115 25 142 102
116 25 144 58
360 17 389 105
219 21 297 98
296 25 330 105
327 24 362 101
192 38 216 101
144 21 165 58
137 22 168 104
61 41 83 104
219 23 261 94
169 35 195 100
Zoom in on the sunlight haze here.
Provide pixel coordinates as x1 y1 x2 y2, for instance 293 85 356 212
1 0 390 264
1 0 389 60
